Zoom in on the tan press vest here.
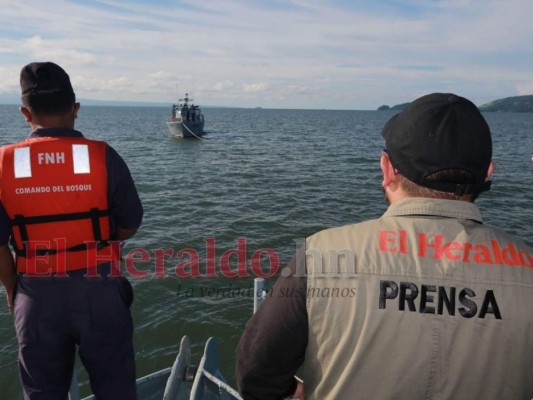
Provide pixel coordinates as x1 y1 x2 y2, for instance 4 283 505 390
300 198 533 400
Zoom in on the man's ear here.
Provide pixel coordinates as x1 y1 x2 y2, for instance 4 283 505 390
486 161 495 181
72 102 80 119
19 106 32 123
380 152 398 188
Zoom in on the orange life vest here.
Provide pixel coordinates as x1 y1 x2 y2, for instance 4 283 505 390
0 136 120 275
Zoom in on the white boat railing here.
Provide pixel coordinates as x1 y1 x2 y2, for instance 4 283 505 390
200 370 242 400
67 278 270 399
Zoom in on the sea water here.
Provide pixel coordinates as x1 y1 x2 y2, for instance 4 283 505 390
0 105 531 397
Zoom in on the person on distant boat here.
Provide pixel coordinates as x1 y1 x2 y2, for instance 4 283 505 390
236 93 533 400
0 62 143 400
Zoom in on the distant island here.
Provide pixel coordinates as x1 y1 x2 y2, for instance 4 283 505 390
378 95 533 113
377 102 410 111
478 95 533 112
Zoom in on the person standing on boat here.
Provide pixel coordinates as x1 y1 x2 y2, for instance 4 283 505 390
236 93 533 400
0 62 143 399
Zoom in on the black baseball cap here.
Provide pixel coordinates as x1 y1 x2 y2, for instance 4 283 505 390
381 93 492 195
20 62 74 96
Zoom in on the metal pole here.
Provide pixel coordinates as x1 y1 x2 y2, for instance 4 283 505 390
253 278 265 314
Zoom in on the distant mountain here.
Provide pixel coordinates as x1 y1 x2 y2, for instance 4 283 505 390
79 98 169 107
378 95 533 113
478 95 533 112
0 95 223 108
0 94 169 108
377 102 410 111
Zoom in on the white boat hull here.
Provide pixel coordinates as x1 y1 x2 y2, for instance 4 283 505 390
167 120 205 138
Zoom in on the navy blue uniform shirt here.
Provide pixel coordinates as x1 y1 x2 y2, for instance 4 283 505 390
0 128 143 245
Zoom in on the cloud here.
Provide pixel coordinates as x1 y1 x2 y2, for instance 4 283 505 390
516 83 533 96
0 0 531 108
244 83 269 93
206 81 241 93
21 36 97 66
0 66 21 93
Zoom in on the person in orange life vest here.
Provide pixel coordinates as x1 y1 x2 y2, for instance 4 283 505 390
0 62 143 400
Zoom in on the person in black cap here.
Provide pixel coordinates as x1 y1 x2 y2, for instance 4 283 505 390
0 62 143 399
236 93 533 400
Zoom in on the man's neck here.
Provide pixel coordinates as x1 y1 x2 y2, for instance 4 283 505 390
30 117 74 131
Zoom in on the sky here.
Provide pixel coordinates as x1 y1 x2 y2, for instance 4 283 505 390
0 0 532 110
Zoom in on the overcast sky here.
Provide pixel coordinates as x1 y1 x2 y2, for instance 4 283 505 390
0 0 532 109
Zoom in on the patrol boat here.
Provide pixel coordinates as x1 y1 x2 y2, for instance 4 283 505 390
166 93 205 139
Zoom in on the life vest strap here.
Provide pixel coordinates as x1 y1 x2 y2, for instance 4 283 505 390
13 240 112 257
10 207 111 256
11 208 110 227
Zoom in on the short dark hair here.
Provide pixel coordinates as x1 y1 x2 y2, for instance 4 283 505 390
21 90 75 116
20 62 76 116
398 169 479 202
